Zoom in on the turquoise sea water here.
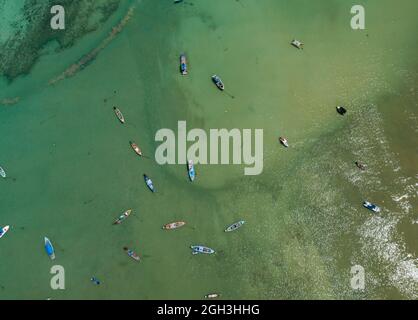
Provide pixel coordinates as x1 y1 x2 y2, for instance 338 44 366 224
0 0 417 299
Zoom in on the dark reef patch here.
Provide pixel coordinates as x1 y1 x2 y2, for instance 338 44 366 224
0 0 122 81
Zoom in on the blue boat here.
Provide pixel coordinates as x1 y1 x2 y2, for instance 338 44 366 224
143 174 155 192
187 160 196 182
91 277 101 285
363 201 381 213
191 245 215 255
44 237 55 260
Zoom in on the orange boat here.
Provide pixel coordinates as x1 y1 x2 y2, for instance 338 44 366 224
130 141 143 156
163 221 186 230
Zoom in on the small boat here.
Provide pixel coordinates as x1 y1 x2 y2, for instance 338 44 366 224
44 237 55 260
191 245 215 255
336 106 347 115
91 277 101 285
211 75 225 91
0 225 10 239
143 174 155 192
291 39 304 49
113 209 132 225
113 107 125 124
124 247 140 261
187 160 196 182
355 161 367 170
363 201 381 213
205 293 220 299
130 141 143 157
225 220 245 232
0 166 6 178
163 221 186 230
180 54 188 75
174 0 183 3
279 137 289 148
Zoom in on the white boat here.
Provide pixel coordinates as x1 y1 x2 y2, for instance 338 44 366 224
363 201 381 213
279 137 289 148
0 166 6 178
225 220 245 232
211 75 225 91
0 225 10 239
191 245 215 255
291 39 304 49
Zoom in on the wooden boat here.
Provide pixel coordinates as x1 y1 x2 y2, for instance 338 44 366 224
363 201 381 213
130 141 143 156
0 225 10 239
163 221 186 230
44 237 55 260
144 174 155 192
291 39 304 49
124 247 140 261
224 220 245 232
211 75 225 91
336 106 347 115
191 245 215 255
113 107 125 124
113 209 132 225
205 293 220 299
187 160 196 182
180 54 188 75
279 137 289 148
0 166 6 178
355 161 367 170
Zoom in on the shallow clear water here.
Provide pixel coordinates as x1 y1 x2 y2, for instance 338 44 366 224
0 0 417 299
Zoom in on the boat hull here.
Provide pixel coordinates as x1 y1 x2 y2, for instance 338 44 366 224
336 106 347 115
191 245 215 254
225 220 245 232
44 237 55 260
163 221 186 230
0 225 10 239
363 201 381 213
113 209 132 225
0 167 6 178
211 75 225 91
188 160 196 181
113 107 125 123
291 40 303 49
279 137 289 148
180 54 188 75
144 175 155 192
126 249 140 261
130 142 142 156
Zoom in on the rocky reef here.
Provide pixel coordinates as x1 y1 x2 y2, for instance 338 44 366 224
0 0 122 81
